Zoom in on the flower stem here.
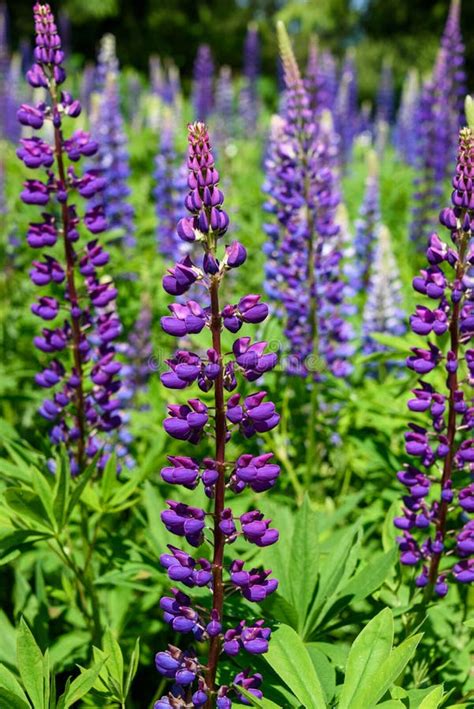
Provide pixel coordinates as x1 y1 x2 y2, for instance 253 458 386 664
425 231 468 598
51 82 86 472
205 274 226 702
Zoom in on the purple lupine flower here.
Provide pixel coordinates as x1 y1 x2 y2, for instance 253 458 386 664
192 44 214 121
376 59 394 125
91 35 135 248
240 23 260 133
304 37 337 117
214 66 234 146
395 125 474 597
263 24 353 380
154 115 188 260
394 69 419 166
154 122 279 705
18 3 122 475
352 150 381 292
410 0 466 249
362 225 406 354
334 48 359 164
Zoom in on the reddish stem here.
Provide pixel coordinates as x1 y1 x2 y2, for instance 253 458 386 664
205 274 226 703
425 231 468 596
51 85 86 471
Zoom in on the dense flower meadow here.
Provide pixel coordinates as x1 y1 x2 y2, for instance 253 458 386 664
0 1 473 708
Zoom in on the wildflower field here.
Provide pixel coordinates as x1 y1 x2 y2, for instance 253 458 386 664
0 0 473 707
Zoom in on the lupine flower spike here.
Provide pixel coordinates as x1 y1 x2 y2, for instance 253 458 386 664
17 3 122 474
155 122 280 707
192 44 214 122
362 225 405 355
396 117 474 596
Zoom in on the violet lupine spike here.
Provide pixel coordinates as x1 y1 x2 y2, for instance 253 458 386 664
214 66 234 146
335 48 359 164
92 37 135 248
154 122 279 707
395 125 474 596
394 69 419 166
153 115 188 260
263 24 353 380
410 1 466 249
362 225 405 355
17 3 122 475
376 59 394 125
240 23 260 134
192 44 214 122
352 150 381 292
304 39 337 117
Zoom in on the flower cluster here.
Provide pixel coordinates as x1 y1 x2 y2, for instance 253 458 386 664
304 37 337 117
362 225 405 355
334 49 359 164
395 126 474 595
154 116 188 260
240 24 260 134
17 3 122 474
154 122 280 707
192 44 214 122
410 0 466 249
375 59 394 126
394 69 419 166
263 24 353 380
351 150 381 292
215 66 234 146
91 34 135 247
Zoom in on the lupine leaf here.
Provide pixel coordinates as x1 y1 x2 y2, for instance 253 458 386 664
353 633 423 708
0 664 30 706
0 688 31 709
338 607 394 709
59 659 106 707
124 637 140 698
17 618 45 709
236 686 282 708
264 624 327 708
102 628 124 696
31 470 56 530
5 488 54 532
288 495 319 632
418 686 445 709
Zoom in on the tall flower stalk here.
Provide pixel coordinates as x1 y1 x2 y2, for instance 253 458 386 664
396 122 474 597
395 69 419 166
192 44 214 122
17 3 122 475
154 122 279 707
240 23 260 133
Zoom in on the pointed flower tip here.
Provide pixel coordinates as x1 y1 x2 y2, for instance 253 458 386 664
464 95 474 131
276 21 302 89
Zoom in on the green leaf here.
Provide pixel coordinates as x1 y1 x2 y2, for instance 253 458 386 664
0 529 49 565
60 659 106 708
288 496 319 632
306 645 336 704
31 470 56 530
102 628 124 696
0 664 30 706
17 618 45 709
66 463 95 519
0 688 31 709
236 686 282 708
5 489 54 532
418 686 445 709
124 637 140 698
336 547 397 605
354 634 423 708
264 624 327 708
463 618 474 628
53 455 70 530
339 608 394 709
100 455 117 505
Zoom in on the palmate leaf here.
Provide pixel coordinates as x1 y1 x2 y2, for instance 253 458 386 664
263 624 326 709
339 608 394 709
17 618 46 709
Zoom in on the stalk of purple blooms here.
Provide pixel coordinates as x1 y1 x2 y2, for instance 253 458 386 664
17 3 122 475
395 123 474 595
263 24 353 380
154 122 280 708
192 45 214 122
